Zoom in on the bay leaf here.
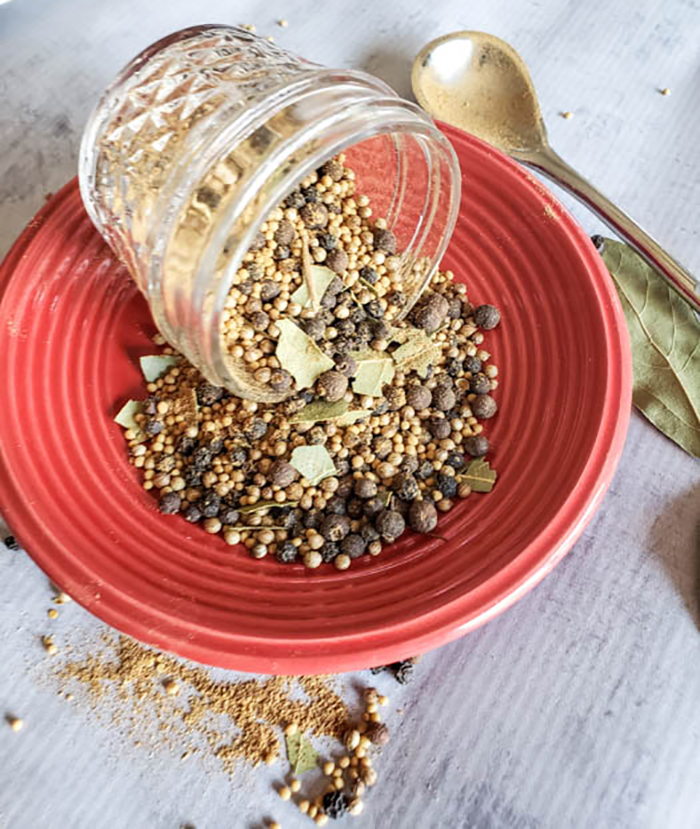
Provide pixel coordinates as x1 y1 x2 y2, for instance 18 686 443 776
237 500 299 514
458 459 497 493
114 399 145 440
391 329 441 379
290 265 337 309
351 352 395 397
275 319 335 390
600 238 700 457
139 354 180 382
289 399 349 423
289 445 336 485
286 732 318 776
336 408 373 426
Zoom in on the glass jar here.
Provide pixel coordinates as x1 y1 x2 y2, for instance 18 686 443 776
79 24 460 400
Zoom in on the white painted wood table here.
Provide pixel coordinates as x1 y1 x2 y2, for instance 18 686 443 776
1 1 698 827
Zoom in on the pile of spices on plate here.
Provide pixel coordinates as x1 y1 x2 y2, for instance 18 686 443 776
57 635 348 772
115 154 501 569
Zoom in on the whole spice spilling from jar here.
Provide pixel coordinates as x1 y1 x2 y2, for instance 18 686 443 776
116 155 501 569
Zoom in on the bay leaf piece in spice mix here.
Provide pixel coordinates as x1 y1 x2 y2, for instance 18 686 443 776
598 237 700 458
290 265 337 309
458 459 498 493
350 351 396 397
289 444 337 486
139 354 180 382
275 319 335 390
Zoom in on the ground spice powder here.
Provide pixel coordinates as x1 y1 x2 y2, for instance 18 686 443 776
58 635 348 773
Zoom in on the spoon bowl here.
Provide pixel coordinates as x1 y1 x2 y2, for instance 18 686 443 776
412 30 699 312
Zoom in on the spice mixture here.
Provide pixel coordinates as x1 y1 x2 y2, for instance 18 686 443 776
57 635 348 772
117 153 501 569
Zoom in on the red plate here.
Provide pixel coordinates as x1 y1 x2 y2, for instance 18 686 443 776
0 126 631 674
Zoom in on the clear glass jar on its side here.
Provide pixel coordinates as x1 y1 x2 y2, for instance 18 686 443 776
79 25 460 401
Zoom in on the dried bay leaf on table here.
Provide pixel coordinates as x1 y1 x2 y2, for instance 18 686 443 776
350 350 396 397
275 318 335 390
458 459 497 493
600 238 700 457
285 731 318 776
139 354 180 382
289 445 337 485
290 265 337 308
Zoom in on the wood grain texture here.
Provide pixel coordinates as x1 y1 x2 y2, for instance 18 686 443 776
1 1 699 827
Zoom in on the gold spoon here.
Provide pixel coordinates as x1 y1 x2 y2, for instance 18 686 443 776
412 31 700 312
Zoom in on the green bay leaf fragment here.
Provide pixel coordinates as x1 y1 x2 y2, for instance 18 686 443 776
458 459 497 493
275 318 335 390
600 238 700 457
139 354 180 382
290 265 337 308
289 399 350 423
350 351 395 397
114 399 143 434
391 329 441 378
285 731 301 768
289 445 337 485
293 734 319 775
335 408 373 426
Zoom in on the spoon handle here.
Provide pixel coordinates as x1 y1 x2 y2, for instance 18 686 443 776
522 145 700 313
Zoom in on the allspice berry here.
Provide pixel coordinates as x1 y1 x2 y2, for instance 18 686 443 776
406 385 432 410
469 373 492 395
300 201 329 228
408 499 438 533
274 219 295 245
375 510 405 542
474 304 500 329
270 460 298 487
471 394 498 419
432 384 456 412
317 370 348 402
325 248 348 274
464 435 490 457
373 228 397 253
366 721 390 746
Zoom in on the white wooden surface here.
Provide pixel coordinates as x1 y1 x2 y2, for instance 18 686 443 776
1 1 699 827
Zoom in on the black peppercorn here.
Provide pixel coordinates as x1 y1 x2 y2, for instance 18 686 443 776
436 473 458 499
358 265 379 285
273 244 291 261
276 541 298 564
248 231 266 251
182 504 202 523
317 232 337 250
300 185 319 203
320 158 345 181
386 289 406 308
219 505 240 525
470 373 492 395
346 498 365 519
464 435 490 457
474 303 500 329
446 451 466 470
341 534 367 559
336 476 355 498
326 496 348 515
408 499 438 533
471 394 498 419
259 280 281 301
320 541 340 563
334 354 357 377
373 228 397 253
199 491 221 518
303 509 323 530
192 446 213 470
400 455 420 474
284 189 306 209
250 311 270 331
446 358 463 377
244 417 268 441
392 659 416 684
196 383 224 406
463 355 482 375
415 460 434 481
363 496 385 518
144 418 164 436
228 447 248 467
302 317 325 340
365 299 384 320
320 514 351 542
159 492 181 514
393 473 419 501
322 791 349 820
361 522 381 544
270 368 293 393
3 535 19 551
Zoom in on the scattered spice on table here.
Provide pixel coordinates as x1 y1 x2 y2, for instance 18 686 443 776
3 535 19 550
56 635 348 774
6 715 23 732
